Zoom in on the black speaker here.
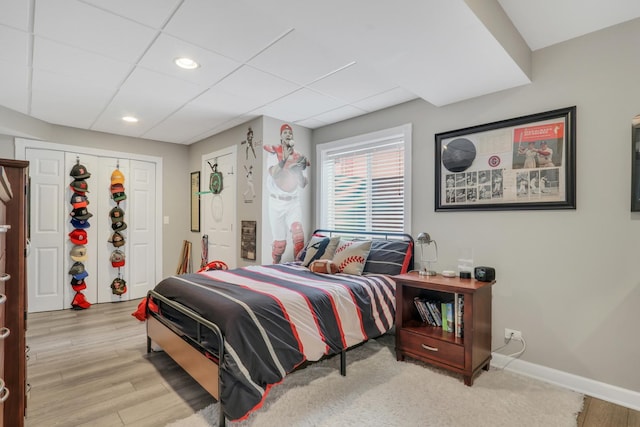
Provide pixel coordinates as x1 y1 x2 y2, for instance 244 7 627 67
474 266 495 282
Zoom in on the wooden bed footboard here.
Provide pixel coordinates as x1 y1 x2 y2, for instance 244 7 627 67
146 291 227 426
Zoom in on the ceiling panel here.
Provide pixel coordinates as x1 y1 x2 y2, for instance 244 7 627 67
248 29 355 86
33 37 132 89
31 69 115 128
138 33 242 87
91 67 205 135
0 62 29 114
34 0 158 62
0 0 30 31
0 25 29 65
82 0 181 28
212 65 299 107
163 0 292 62
254 88 346 122
309 62 398 104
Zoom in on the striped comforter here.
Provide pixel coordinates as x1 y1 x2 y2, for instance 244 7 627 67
153 263 396 421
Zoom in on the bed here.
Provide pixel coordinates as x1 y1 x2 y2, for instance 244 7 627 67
145 229 413 426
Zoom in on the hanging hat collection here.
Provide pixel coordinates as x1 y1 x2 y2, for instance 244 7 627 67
68 159 92 309
109 167 127 296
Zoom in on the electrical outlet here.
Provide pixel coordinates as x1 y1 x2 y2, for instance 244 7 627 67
504 328 523 341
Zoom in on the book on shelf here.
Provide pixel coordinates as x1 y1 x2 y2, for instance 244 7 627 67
426 301 442 327
441 301 454 333
454 293 464 338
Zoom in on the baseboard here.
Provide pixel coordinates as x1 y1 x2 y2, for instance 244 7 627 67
492 353 640 411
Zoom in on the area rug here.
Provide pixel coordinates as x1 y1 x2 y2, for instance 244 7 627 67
167 338 583 427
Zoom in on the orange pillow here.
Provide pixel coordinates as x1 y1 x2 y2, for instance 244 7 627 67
309 259 339 274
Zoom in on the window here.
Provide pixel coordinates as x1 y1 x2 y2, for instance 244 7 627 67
316 124 411 233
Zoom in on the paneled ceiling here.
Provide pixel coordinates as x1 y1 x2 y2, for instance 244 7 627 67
1 0 639 145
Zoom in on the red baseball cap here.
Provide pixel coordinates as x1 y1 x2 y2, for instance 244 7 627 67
69 229 88 245
280 124 292 133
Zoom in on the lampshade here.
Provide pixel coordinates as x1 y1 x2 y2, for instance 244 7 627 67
416 232 437 276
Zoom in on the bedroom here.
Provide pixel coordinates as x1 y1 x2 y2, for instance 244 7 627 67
1 1 640 426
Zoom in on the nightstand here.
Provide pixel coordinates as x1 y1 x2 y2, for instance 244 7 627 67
394 272 495 386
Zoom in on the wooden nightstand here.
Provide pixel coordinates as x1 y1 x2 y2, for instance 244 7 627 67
394 272 495 386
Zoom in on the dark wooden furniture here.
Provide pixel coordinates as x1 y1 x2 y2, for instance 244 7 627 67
0 159 29 427
394 272 495 386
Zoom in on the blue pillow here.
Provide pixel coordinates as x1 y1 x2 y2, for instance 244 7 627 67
363 239 413 275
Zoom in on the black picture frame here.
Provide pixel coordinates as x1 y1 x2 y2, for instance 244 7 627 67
632 122 640 211
190 171 200 232
241 220 257 260
435 106 576 211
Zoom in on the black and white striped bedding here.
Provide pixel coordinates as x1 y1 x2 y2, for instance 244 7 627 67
152 262 396 421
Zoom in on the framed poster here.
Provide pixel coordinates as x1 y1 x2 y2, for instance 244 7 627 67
435 106 576 211
632 121 640 211
190 171 200 232
241 220 257 260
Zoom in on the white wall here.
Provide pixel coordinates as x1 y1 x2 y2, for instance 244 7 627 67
313 19 640 393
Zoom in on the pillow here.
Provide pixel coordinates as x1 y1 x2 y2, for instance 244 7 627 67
302 235 331 267
332 239 372 275
309 259 339 274
319 236 341 260
363 239 413 275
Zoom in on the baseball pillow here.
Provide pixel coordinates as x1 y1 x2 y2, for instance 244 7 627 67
332 239 372 275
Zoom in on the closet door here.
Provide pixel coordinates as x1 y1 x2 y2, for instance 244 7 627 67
26 149 66 312
128 160 156 299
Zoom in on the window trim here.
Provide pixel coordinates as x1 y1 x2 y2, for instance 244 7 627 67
315 123 412 233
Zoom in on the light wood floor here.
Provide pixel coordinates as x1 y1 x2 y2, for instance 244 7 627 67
25 299 640 427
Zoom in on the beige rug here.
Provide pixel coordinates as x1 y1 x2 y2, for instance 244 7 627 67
167 338 583 427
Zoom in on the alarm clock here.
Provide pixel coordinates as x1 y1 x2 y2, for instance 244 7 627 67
474 266 495 282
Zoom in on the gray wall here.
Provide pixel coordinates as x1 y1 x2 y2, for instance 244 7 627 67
313 19 640 392
0 113 190 279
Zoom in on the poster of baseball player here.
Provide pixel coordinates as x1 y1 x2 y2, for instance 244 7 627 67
263 123 311 263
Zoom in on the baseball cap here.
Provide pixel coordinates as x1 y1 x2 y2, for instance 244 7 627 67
108 231 125 247
70 218 91 229
69 179 89 193
110 250 125 268
110 278 127 296
109 207 124 222
112 192 127 202
70 163 91 179
110 183 125 194
70 245 88 262
68 261 85 276
68 229 88 245
111 220 127 232
280 123 292 133
70 194 89 209
71 292 91 309
71 279 86 292
70 207 93 221
111 169 125 185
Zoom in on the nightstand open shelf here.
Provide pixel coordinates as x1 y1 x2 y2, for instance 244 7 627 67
394 272 495 386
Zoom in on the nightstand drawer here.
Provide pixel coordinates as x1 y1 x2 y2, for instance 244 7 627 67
398 329 464 368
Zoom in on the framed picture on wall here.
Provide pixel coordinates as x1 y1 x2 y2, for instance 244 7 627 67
632 120 640 211
190 171 200 232
241 220 257 260
435 106 576 211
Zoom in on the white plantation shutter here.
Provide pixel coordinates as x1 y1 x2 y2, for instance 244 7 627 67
317 124 411 233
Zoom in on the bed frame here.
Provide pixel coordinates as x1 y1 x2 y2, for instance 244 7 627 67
146 229 413 426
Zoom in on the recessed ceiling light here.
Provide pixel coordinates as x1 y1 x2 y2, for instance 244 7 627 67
174 57 199 70
122 116 139 123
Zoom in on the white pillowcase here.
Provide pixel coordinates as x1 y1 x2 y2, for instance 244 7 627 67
331 239 372 275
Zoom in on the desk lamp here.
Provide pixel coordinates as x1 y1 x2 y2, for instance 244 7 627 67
416 232 438 276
